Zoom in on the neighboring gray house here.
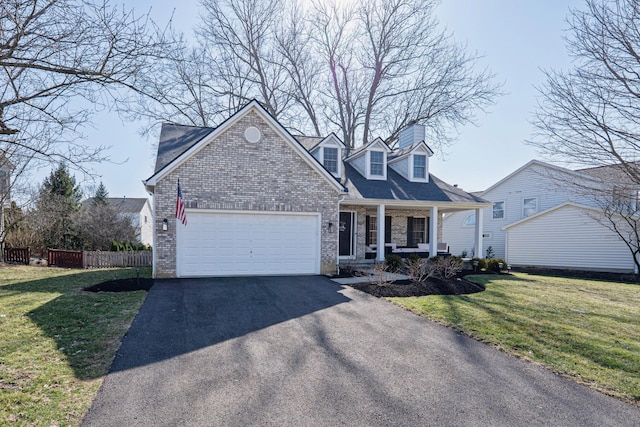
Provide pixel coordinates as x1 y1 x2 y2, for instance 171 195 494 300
108 198 153 246
442 160 638 273
143 100 489 278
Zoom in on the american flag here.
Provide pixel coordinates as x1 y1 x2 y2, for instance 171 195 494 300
176 179 187 225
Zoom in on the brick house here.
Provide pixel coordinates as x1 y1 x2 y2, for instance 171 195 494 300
144 100 488 278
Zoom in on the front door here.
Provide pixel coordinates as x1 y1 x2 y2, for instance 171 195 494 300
339 211 355 257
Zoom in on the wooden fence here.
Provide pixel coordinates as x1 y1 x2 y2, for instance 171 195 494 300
46 249 152 269
48 249 83 268
83 251 152 268
4 247 30 265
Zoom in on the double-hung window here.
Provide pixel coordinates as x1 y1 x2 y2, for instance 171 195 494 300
323 147 338 174
409 217 426 245
369 216 377 245
413 155 426 179
492 201 505 219
522 197 537 218
370 151 384 176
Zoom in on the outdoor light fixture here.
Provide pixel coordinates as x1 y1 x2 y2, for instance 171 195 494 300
328 222 334 233
162 218 168 231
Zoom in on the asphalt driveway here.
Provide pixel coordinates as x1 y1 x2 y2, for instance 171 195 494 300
82 276 639 426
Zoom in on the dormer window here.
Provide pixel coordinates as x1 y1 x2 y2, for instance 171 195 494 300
370 151 384 176
413 155 426 179
323 147 338 174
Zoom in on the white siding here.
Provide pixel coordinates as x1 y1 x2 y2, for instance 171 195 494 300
350 154 367 177
505 205 635 273
139 200 153 246
390 157 409 180
442 162 600 259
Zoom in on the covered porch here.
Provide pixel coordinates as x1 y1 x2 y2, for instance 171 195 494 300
338 201 487 263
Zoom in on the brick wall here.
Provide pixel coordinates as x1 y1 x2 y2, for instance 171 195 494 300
153 109 341 277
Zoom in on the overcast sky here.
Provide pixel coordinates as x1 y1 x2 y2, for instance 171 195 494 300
51 0 584 199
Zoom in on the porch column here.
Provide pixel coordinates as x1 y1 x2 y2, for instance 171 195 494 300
474 208 484 258
377 204 385 262
429 206 438 257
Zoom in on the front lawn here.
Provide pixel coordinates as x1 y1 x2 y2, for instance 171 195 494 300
389 272 640 405
0 266 149 426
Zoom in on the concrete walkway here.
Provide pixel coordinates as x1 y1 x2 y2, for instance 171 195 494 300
82 276 640 426
330 270 409 284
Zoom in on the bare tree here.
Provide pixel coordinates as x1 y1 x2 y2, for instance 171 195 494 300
131 0 500 150
530 0 640 273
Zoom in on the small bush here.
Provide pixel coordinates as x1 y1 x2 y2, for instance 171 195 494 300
487 258 506 272
486 246 495 259
427 256 464 280
406 253 422 264
470 257 487 271
404 257 427 284
385 254 403 272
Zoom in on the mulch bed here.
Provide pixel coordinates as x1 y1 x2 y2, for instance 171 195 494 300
83 278 154 293
348 274 486 298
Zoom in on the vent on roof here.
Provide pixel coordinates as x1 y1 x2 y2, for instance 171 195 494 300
398 121 425 150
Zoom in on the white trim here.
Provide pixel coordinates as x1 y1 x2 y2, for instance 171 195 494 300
367 150 387 180
410 153 428 182
502 202 602 230
344 137 391 162
340 198 491 210
338 210 357 259
522 196 538 218
480 160 602 196
492 200 505 220
144 100 345 193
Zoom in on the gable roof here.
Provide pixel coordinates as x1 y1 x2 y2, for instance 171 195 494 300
344 137 391 161
480 160 602 196
341 163 488 206
144 100 345 193
154 123 215 174
82 197 149 213
576 161 640 184
295 135 324 151
502 202 601 231
388 141 434 162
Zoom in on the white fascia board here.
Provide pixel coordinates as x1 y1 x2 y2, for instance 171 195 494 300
145 100 345 193
388 142 433 164
501 202 601 231
339 197 491 210
481 160 602 196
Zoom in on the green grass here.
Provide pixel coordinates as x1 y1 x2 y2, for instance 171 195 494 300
389 272 640 406
0 265 150 426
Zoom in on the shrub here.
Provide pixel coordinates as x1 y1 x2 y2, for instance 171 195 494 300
406 253 422 264
385 254 403 272
487 258 506 272
470 257 487 271
486 246 495 259
404 257 427 284
427 256 464 280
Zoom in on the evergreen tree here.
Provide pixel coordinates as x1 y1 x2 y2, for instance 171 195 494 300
92 182 109 206
35 164 83 249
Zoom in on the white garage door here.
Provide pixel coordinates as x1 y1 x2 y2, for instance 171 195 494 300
176 210 320 277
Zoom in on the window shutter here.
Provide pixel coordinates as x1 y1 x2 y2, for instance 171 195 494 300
385 216 392 243
365 215 371 246
407 217 414 247
426 217 430 243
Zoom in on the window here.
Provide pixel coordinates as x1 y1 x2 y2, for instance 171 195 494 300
370 151 384 176
144 215 148 223
369 215 377 245
413 155 426 179
522 197 537 218
492 201 505 219
323 147 338 174
463 213 476 227
408 217 427 245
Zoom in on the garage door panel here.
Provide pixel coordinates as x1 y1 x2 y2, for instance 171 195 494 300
177 211 320 277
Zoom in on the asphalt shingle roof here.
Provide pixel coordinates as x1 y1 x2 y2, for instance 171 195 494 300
341 164 486 204
155 123 215 174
